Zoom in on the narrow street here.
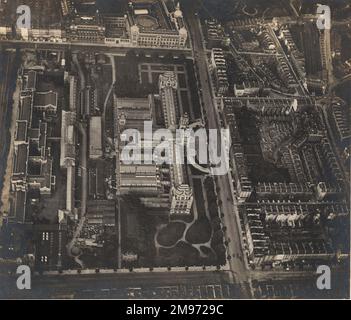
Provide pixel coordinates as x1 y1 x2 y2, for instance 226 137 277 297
0 50 19 223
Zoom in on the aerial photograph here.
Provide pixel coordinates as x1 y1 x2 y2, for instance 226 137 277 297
0 0 350 302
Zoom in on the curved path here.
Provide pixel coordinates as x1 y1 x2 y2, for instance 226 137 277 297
155 176 216 260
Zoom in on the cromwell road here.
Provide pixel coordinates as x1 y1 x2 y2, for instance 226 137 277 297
184 4 250 290
0 271 235 299
0 39 192 58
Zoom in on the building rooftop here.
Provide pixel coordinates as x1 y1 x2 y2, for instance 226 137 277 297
13 144 28 176
18 95 33 123
60 111 76 167
9 191 27 224
127 0 173 32
34 91 58 109
89 116 103 159
24 70 37 91
15 121 28 143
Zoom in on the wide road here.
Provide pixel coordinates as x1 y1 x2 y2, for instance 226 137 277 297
184 5 249 288
0 39 192 57
0 270 234 299
251 266 348 282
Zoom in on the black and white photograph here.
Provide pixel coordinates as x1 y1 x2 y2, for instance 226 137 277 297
0 0 350 303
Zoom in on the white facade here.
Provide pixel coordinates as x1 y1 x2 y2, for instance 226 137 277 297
127 0 188 48
89 116 103 159
170 184 193 215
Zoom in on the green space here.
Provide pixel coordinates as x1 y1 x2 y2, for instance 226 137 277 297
156 222 186 247
158 241 200 266
185 218 212 244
